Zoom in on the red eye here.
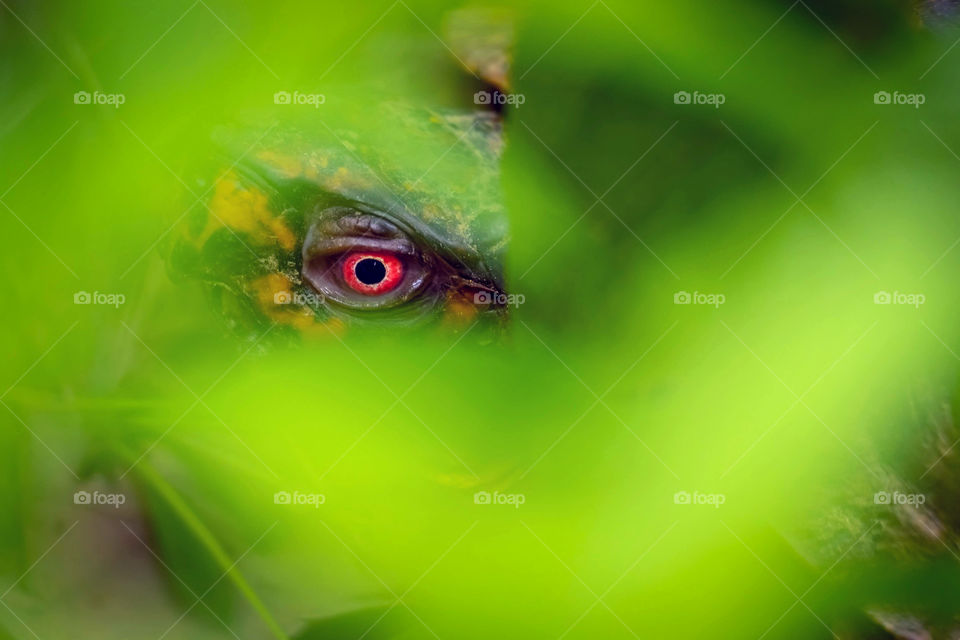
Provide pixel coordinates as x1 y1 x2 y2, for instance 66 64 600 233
341 251 404 295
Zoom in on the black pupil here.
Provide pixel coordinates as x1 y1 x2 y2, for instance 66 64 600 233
355 258 387 285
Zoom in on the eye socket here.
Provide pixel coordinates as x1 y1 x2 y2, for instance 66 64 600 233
341 252 404 295
301 208 432 311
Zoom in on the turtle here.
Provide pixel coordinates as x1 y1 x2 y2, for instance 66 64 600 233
167 9 516 340
168 104 509 340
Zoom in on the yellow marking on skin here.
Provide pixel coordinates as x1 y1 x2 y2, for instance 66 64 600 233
328 166 350 190
252 273 294 310
302 316 347 339
489 235 509 254
324 166 377 194
250 273 346 336
256 150 303 179
304 153 329 180
442 288 479 328
195 171 296 251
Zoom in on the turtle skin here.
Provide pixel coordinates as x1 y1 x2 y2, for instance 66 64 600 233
168 102 510 339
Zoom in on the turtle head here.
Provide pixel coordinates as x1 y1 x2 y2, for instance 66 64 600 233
169 103 509 338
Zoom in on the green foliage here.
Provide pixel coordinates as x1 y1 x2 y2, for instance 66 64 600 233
2 0 959 637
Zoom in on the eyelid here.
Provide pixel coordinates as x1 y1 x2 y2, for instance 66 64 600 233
304 209 420 258
331 213 404 238
302 234 418 258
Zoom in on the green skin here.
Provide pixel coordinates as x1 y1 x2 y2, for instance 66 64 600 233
169 102 509 335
